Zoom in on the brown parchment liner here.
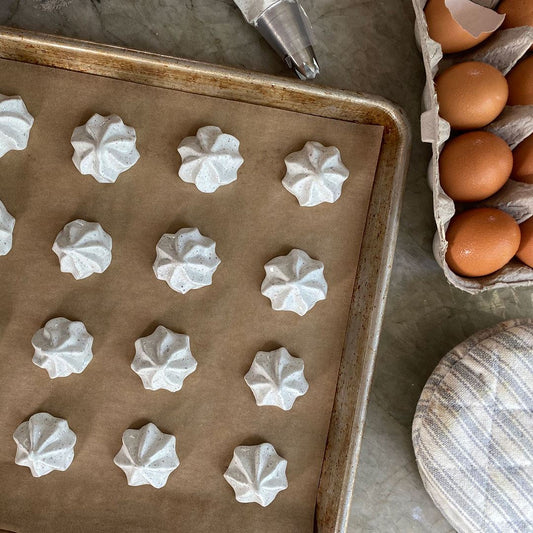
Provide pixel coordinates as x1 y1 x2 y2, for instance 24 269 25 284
0 59 383 533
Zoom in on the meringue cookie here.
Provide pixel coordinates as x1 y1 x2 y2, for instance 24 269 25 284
114 423 179 488
0 200 15 256
282 141 349 207
153 227 221 294
13 412 76 477
261 248 327 316
71 113 140 183
53 219 112 280
0 94 34 158
178 125 244 193
244 347 309 410
32 317 94 379
224 443 288 506
131 325 197 392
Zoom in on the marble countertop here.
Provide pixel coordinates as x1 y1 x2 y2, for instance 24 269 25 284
1 0 531 531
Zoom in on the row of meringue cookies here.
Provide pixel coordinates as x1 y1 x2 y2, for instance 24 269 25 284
27 218 327 316
14 412 288 506
31 317 308 407
0 92 350 212
16 317 308 505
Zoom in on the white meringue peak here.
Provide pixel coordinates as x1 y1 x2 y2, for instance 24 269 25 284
13 412 76 477
114 423 179 488
244 347 308 410
53 219 112 280
0 94 34 158
178 125 244 193
71 113 140 183
131 325 197 392
32 317 94 379
282 141 349 207
224 443 288 506
261 248 327 316
153 227 221 294
0 199 15 256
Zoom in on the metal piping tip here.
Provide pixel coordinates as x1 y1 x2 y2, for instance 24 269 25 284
286 45 320 80
255 0 320 80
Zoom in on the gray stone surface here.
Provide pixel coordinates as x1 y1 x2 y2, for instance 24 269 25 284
1 0 531 531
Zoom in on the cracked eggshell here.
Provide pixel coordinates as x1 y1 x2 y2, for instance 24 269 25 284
13 412 76 477
71 113 140 183
32 317 94 379
131 325 197 392
178 125 244 193
261 248 327 316
0 94 34 158
224 442 288 506
282 141 349 207
424 0 501 54
52 219 112 280
113 423 179 488
153 227 221 294
244 347 309 410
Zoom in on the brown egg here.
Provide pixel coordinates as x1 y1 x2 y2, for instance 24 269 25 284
435 62 508 130
439 131 512 201
445 207 521 277
517 217 533 267
424 0 493 53
511 134 533 184
507 56 533 105
499 0 533 51
498 0 533 32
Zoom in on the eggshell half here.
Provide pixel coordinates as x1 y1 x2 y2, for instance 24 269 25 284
425 0 493 53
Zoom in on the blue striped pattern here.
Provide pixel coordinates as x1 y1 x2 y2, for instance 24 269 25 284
413 319 533 533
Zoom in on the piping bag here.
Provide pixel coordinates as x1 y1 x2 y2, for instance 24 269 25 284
233 0 319 80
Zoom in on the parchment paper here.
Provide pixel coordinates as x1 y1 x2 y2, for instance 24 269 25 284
0 59 383 533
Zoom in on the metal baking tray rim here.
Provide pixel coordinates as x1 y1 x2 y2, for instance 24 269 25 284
0 26 411 533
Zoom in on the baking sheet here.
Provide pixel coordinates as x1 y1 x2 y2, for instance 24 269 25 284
0 59 383 532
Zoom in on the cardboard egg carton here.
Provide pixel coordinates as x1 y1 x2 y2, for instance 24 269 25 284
412 0 533 293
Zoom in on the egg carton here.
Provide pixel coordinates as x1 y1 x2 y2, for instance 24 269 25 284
412 0 533 293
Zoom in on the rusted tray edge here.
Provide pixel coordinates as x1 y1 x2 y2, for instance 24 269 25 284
317 113 410 532
0 26 411 533
0 27 403 133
